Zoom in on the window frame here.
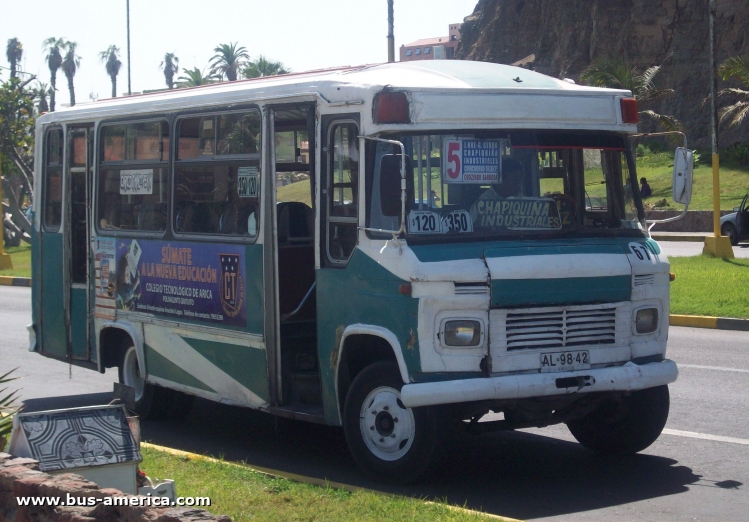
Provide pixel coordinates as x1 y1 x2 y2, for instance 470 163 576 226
171 107 263 243
325 119 360 266
42 126 65 233
95 117 171 238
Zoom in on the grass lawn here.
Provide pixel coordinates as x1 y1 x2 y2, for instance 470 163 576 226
0 244 31 278
670 255 749 319
277 179 312 206
139 445 501 522
636 152 749 211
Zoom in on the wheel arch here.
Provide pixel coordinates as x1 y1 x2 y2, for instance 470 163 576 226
334 324 409 423
97 321 145 375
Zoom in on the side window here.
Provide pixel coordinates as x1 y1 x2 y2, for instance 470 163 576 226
174 110 261 238
97 120 169 233
327 122 359 263
43 128 64 230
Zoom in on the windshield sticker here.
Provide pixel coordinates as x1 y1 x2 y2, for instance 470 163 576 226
473 197 562 230
408 210 441 234
441 210 473 233
237 166 259 198
119 169 153 195
443 138 501 184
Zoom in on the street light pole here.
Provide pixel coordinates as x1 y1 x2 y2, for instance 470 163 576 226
0 154 14 270
126 0 132 95
387 0 395 63
703 0 734 258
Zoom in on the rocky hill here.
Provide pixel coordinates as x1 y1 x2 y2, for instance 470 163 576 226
457 0 749 149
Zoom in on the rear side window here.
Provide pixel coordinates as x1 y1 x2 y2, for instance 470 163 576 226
97 120 170 233
43 128 64 230
174 110 262 238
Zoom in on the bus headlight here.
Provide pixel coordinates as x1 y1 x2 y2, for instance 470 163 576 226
634 308 659 334
443 320 482 347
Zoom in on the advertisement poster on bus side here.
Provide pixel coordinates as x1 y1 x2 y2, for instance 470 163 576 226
94 238 117 320
114 239 246 327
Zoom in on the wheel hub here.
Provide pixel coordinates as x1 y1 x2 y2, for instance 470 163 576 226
360 386 415 461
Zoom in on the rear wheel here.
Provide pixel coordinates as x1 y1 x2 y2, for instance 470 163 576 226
343 362 438 484
722 223 739 246
566 385 670 455
118 346 194 420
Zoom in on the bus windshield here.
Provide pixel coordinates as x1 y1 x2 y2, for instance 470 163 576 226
366 131 645 241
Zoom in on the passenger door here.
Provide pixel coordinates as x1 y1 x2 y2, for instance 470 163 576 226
68 127 94 360
39 127 67 360
739 194 748 240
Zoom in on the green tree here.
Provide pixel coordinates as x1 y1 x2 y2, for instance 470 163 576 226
35 81 50 113
176 67 218 87
243 55 290 79
43 37 66 112
61 41 81 107
99 45 122 98
160 52 179 89
0 74 36 238
717 55 749 128
579 55 681 131
0 368 21 450
5 38 23 79
210 42 249 81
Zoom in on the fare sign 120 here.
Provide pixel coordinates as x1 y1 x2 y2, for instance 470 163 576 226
443 139 500 184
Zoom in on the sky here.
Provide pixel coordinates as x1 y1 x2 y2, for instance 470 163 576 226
0 0 477 104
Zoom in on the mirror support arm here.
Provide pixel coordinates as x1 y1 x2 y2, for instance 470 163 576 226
359 136 407 242
631 132 692 229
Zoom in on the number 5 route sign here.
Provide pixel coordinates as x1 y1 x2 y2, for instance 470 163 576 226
443 138 501 184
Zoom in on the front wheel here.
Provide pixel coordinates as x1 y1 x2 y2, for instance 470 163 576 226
566 385 670 455
722 223 739 246
343 362 438 484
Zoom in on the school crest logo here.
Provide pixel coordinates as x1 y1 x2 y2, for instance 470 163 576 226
219 254 244 318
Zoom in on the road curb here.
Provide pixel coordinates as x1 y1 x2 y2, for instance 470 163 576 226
141 442 519 521
0 276 31 287
651 233 709 242
670 314 749 331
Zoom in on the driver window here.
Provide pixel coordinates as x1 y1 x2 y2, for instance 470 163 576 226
327 122 359 263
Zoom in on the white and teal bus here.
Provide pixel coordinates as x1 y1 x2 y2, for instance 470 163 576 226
29 60 692 483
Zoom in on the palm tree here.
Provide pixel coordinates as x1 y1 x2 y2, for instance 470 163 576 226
61 41 81 106
176 67 218 87
716 55 749 128
35 81 50 112
579 55 680 131
99 45 122 98
160 52 179 89
210 42 249 81
6 38 23 78
243 55 290 79
43 37 66 111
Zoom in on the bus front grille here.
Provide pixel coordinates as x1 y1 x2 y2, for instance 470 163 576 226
502 306 618 351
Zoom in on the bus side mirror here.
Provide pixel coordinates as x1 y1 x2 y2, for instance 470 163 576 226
673 147 693 206
380 154 413 217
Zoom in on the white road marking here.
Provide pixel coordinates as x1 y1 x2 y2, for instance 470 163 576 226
679 363 749 374
663 428 749 446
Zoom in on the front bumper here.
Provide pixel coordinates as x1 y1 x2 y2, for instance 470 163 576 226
400 360 678 408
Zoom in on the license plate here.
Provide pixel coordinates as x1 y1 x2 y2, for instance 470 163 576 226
540 350 590 373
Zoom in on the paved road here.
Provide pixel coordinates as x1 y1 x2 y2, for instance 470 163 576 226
3 287 748 521
659 241 749 258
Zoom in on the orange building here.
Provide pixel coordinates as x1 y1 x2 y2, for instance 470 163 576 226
400 23 462 62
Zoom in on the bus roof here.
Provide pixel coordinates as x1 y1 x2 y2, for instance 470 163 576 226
38 61 630 125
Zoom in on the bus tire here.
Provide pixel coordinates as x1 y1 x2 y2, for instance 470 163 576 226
566 385 670 455
118 346 194 420
343 361 437 484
